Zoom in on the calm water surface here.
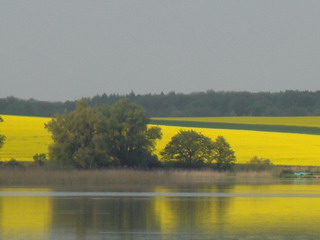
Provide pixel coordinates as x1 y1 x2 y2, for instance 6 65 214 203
1 180 320 240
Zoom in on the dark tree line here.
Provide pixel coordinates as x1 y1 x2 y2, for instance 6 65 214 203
2 90 320 117
0 96 75 117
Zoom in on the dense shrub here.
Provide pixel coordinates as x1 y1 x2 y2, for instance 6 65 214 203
245 156 273 171
2 159 26 169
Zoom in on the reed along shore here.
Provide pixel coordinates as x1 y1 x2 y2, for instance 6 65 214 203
0 169 278 187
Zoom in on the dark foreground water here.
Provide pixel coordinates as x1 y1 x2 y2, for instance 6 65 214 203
1 180 320 240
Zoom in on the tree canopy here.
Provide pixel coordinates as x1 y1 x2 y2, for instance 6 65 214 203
95 99 162 167
46 99 162 169
46 100 105 169
0 116 5 149
213 136 236 170
161 130 236 169
161 130 215 167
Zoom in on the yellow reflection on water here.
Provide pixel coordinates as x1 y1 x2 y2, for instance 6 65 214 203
152 184 320 236
153 186 233 234
0 188 52 240
227 197 320 235
153 187 178 232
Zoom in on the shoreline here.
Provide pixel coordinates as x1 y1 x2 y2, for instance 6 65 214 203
0 168 279 187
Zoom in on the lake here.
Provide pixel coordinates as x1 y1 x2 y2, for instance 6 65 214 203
1 180 320 240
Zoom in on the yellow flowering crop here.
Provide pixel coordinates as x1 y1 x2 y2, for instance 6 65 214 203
0 115 51 161
151 125 320 166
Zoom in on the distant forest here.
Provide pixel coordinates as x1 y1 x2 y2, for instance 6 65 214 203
1 90 320 117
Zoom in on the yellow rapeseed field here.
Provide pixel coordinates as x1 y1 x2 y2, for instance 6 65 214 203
0 115 51 161
1 115 320 166
151 125 320 166
153 116 320 128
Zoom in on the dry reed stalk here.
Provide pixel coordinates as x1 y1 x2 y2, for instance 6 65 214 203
0 169 276 186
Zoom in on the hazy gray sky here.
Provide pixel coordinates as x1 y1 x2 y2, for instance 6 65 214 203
1 0 320 101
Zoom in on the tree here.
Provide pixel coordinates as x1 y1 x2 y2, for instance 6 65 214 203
33 153 47 166
0 116 5 149
213 136 236 170
46 100 107 169
46 99 162 169
3 158 25 169
161 130 215 167
97 99 162 167
247 156 272 171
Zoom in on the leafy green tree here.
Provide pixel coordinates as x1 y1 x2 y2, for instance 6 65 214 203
97 99 162 167
33 153 47 166
0 116 5 149
213 136 236 170
161 130 215 167
46 100 107 169
46 99 162 169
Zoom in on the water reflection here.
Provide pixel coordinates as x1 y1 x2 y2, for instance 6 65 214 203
0 188 52 240
153 184 233 237
1 183 320 239
152 184 320 239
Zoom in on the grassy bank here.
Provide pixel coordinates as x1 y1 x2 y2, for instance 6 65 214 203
0 169 277 186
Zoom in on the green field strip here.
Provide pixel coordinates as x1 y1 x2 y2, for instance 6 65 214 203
149 120 320 135
151 117 320 128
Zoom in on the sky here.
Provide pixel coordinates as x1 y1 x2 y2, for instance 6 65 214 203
1 0 320 101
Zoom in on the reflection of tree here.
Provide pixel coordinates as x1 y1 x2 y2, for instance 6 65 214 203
51 197 97 240
51 195 160 238
152 184 234 236
0 188 52 240
213 183 234 238
49 186 235 238
48 184 320 239
76 197 94 240
93 197 158 232
50 197 91 240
